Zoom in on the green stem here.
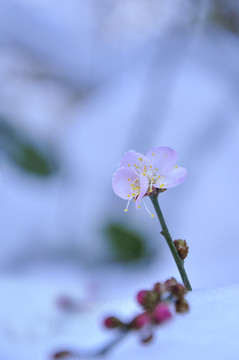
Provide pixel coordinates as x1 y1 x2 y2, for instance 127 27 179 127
150 195 192 291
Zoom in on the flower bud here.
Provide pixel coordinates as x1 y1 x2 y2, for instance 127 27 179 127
153 282 163 294
170 284 187 300
137 290 149 305
136 290 159 311
175 299 189 313
104 316 122 329
164 277 178 290
141 332 153 343
53 351 73 359
174 239 189 260
153 303 172 324
133 312 151 329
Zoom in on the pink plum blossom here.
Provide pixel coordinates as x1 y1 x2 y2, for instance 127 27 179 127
112 147 187 214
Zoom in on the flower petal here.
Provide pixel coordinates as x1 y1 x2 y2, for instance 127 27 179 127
146 147 178 173
119 150 152 174
112 167 138 199
154 166 187 189
135 172 149 208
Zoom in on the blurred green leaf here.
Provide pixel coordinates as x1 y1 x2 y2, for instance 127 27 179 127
0 119 58 176
105 223 147 262
210 1 239 33
11 142 57 175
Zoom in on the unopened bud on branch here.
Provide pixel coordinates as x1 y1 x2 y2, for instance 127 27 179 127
104 316 122 329
175 299 189 313
174 239 189 260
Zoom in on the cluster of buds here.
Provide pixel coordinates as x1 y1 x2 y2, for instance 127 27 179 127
104 278 189 343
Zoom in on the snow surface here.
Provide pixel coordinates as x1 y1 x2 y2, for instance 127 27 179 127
1 275 239 360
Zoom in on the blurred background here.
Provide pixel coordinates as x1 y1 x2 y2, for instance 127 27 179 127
1 0 239 358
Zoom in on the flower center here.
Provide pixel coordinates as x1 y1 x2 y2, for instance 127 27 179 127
124 161 165 214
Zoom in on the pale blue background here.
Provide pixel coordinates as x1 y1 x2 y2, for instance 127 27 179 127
0 1 239 358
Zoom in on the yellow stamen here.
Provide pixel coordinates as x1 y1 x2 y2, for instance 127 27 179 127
150 165 152 168
151 214 155 218
159 184 165 188
128 178 130 181
152 153 155 156
175 165 178 168
127 194 131 197
124 198 131 212
139 157 143 161
128 164 130 167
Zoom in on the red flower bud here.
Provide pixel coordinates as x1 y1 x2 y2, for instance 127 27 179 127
104 316 121 329
133 312 151 329
153 303 172 324
136 290 149 305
